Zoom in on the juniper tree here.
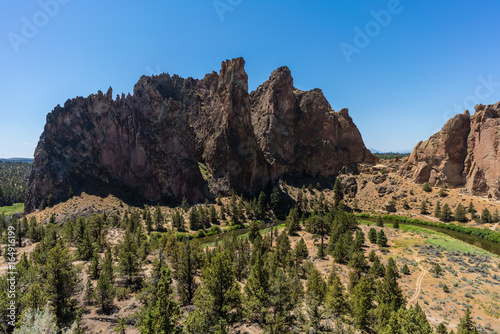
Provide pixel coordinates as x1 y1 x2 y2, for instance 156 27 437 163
440 203 453 222
467 201 477 219
377 229 388 247
434 200 442 218
480 208 492 224
368 228 377 243
420 200 428 215
455 203 467 223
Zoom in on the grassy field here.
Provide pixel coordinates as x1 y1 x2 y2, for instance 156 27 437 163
359 220 497 257
0 203 23 216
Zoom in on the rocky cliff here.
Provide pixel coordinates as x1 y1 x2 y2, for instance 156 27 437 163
25 58 376 213
404 102 500 198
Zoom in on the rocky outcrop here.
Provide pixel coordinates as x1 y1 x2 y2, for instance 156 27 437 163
25 58 376 213
404 102 500 198
464 103 500 198
251 67 377 178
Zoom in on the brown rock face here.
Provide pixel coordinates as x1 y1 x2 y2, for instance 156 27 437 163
404 102 500 198
250 66 377 178
25 58 376 213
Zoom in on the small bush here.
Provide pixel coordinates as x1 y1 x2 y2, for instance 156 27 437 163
442 284 450 293
423 182 432 192
116 287 131 301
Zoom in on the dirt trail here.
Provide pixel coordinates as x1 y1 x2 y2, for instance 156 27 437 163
409 255 426 303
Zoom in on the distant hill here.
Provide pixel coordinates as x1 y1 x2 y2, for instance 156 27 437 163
0 158 34 162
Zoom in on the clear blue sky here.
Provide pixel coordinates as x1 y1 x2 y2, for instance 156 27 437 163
1 0 500 158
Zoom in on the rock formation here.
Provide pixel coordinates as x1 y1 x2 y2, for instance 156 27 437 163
25 58 376 213
404 102 500 198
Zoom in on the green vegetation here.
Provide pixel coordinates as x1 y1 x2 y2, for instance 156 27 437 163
0 203 24 216
358 213 500 244
0 161 31 206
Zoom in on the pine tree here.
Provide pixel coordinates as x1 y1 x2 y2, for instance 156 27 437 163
420 200 428 215
333 178 343 209
368 228 377 243
186 252 242 332
468 201 477 219
44 243 80 327
436 323 448 334
455 203 467 223
84 279 94 306
286 206 300 235
305 267 327 329
351 277 374 330
145 211 152 234
244 256 269 323
376 215 384 227
457 308 479 334
118 231 140 286
87 250 101 280
189 207 201 231
265 267 302 333
140 267 180 334
96 246 115 313
154 204 164 231
174 240 201 305
377 229 388 247
257 191 267 219
440 203 453 222
480 208 492 224
492 209 500 223
248 221 262 243
209 205 219 225
325 269 348 317
181 196 188 212
434 200 442 218
382 304 433 334
294 237 309 263
376 257 406 330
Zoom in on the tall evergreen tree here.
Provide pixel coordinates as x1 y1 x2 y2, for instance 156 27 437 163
351 277 374 331
118 231 140 286
244 256 269 323
467 201 477 219
44 243 80 327
382 304 433 334
140 267 180 334
154 204 164 231
286 206 300 235
325 269 348 317
186 252 242 332
434 200 442 218
455 203 467 223
174 240 201 305
457 308 479 334
333 178 343 209
257 191 267 219
440 203 453 222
